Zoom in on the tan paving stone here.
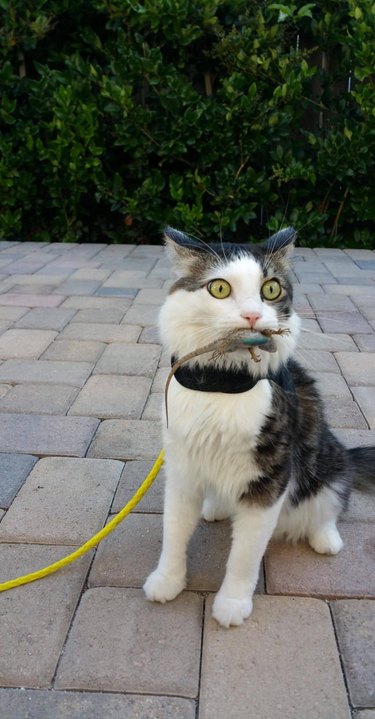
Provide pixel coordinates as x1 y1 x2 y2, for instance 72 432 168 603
0 414 99 456
335 352 375 385
351 387 375 428
111 460 166 514
0 543 92 687
331 600 375 707
61 296 131 310
41 339 105 362
71 307 125 323
102 271 163 288
88 419 162 460
0 457 123 544
344 490 375 523
122 304 160 326
0 358 93 386
15 307 76 330
0 689 196 719
68 375 151 419
0 453 37 509
55 587 202 696
70 267 112 280
0 383 78 415
0 293 65 307
60 322 141 343
89 513 264 593
265 522 375 598
324 398 368 428
94 342 161 377
133 289 168 304
0 329 57 359
200 596 350 719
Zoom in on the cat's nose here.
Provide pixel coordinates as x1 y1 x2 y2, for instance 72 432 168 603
241 312 261 328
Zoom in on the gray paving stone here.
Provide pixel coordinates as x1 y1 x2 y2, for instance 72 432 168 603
351 387 375 428
133 289 168 304
9 282 57 295
0 293 65 307
353 334 375 351
71 307 125 324
324 284 375 296
312 372 352 399
89 513 264 594
53 279 101 295
0 689 196 719
200 596 350 719
308 293 357 312
41 339 105 362
0 383 11 399
317 312 373 334
0 329 57 359
70 267 112 280
333 428 375 448
60 322 141 343
324 398 368 428
0 383 78 415
0 359 93 386
265 522 375 599
103 271 163 288
122 304 160 326
354 712 375 719
61 296 131 310
95 287 138 298
0 307 28 321
142 392 163 419
343 490 375 524
294 270 337 284
299 331 357 352
0 453 37 509
88 419 162 460
0 509 4 521
15 307 76 330
55 587 202 696
94 343 161 377
0 543 92 687
2 272 69 285
335 352 375 385
68 375 151 419
0 321 11 335
345 249 375 260
111 460 165 514
331 600 375 708
293 349 340 373
138 326 160 343
151 366 169 392
0 414 99 456
0 457 122 544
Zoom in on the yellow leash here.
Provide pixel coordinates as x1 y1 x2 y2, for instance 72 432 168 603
0 449 165 593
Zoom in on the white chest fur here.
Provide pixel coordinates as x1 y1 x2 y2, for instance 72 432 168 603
163 376 273 501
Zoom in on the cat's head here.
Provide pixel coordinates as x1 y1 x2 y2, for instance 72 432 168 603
160 227 301 374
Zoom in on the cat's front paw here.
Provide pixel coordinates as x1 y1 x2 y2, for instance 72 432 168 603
143 569 186 604
212 593 253 628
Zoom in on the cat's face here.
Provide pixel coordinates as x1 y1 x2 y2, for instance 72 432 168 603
160 227 301 373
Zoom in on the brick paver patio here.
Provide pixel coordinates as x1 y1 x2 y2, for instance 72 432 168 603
0 240 374 719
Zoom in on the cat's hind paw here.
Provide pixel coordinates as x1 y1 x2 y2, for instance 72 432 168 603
143 569 185 603
309 525 343 555
212 593 253 628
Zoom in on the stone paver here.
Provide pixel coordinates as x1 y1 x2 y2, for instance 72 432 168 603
324 398 368 428
200 596 350 719
0 457 123 544
0 453 37 509
335 352 375 385
312 372 352 398
55 587 202 696
61 296 132 310
265 522 375 598
351 387 375 428
0 414 99 456
0 358 93 385
0 690 196 719
111 460 166 513
122 303 160 326
332 601 375 708
15 307 76 330
41 339 105 362
295 348 340 373
0 543 92 687
88 419 161 459
93 342 161 377
71 307 125 323
68 375 151 419
0 329 57 359
0 293 65 307
60 322 141 343
0 383 78 414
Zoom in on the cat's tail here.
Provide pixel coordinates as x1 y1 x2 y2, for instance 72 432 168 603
349 446 375 492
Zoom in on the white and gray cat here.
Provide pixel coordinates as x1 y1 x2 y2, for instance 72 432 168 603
144 227 374 628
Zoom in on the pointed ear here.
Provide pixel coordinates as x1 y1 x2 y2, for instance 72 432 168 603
163 226 206 274
262 227 296 269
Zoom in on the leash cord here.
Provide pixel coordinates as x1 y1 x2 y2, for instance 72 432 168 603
0 449 165 593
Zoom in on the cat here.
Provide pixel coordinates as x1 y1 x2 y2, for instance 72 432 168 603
143 226 375 628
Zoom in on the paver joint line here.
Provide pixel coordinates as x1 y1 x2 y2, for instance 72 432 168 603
0 450 164 593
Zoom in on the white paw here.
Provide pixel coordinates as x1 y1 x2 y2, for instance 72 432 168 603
143 569 185 603
202 499 229 522
309 527 343 555
212 593 253 628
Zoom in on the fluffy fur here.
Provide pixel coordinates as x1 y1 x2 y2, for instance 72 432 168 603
143 227 375 628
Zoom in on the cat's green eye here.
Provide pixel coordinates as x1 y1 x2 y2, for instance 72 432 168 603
261 278 282 301
207 279 231 299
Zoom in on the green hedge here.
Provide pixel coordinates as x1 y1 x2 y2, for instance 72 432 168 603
1 0 374 246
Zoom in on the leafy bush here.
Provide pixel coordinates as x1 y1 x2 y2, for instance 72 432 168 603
1 0 374 246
